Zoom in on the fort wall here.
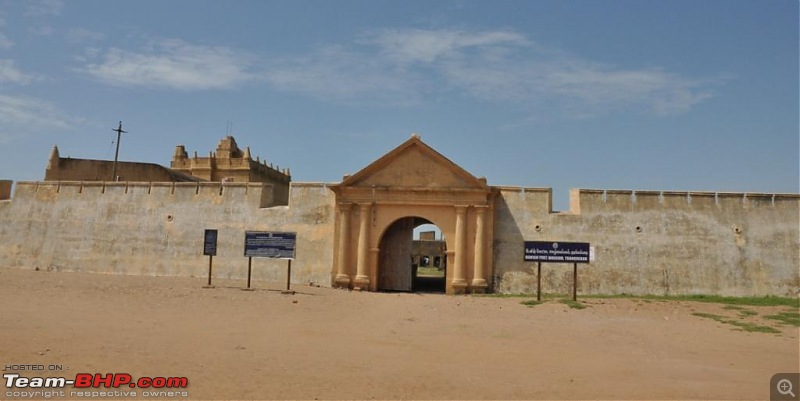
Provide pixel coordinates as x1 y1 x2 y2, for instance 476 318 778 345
0 181 335 286
1 179 797 296
493 188 800 296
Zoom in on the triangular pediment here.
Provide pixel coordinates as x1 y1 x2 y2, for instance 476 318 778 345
341 135 487 190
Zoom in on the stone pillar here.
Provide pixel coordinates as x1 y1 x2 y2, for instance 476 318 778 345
353 203 371 289
369 248 380 291
471 206 488 293
452 205 468 294
334 203 352 288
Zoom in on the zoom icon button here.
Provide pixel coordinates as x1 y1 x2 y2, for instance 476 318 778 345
772 373 800 401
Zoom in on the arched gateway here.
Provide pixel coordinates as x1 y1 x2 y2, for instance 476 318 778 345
329 135 495 294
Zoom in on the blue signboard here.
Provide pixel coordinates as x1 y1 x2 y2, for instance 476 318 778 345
244 231 297 259
203 229 218 256
524 241 590 263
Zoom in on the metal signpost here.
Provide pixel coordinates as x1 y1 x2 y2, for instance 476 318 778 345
202 229 218 288
524 241 590 301
243 231 297 293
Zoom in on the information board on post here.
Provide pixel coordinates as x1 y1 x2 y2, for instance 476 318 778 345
524 240 590 301
202 229 218 288
524 241 590 263
203 229 218 256
244 231 297 259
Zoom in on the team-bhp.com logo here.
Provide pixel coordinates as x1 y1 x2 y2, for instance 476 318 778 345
4 373 189 398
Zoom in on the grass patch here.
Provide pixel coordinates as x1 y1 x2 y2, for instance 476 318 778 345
722 305 744 310
476 293 534 298
764 311 800 326
584 294 799 308
692 312 725 321
477 292 564 300
738 310 758 318
692 312 780 333
560 299 588 310
728 321 781 333
416 266 444 277
520 299 542 307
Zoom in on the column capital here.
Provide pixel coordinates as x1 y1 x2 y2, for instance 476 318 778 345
337 202 353 212
454 205 469 213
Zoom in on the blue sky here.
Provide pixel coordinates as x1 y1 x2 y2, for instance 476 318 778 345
0 0 797 210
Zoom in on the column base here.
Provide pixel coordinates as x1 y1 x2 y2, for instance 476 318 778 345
451 278 468 295
353 275 370 291
334 274 351 288
470 278 488 294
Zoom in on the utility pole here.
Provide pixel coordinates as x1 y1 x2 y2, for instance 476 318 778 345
111 121 127 181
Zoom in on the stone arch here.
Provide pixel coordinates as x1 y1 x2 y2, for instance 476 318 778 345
328 135 495 294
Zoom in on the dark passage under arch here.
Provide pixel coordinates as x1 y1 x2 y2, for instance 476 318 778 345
378 217 446 293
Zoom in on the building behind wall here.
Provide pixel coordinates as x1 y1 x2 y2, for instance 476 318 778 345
171 136 290 184
44 135 292 205
44 145 201 182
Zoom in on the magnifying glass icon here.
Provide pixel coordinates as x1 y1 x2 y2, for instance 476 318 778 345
777 379 796 397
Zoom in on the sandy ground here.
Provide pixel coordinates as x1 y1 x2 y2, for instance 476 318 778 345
0 267 797 400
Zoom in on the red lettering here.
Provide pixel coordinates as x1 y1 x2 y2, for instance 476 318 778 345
112 374 131 387
93 373 114 388
166 377 188 388
74 374 93 388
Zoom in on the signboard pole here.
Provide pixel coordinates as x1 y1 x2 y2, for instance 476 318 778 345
205 255 214 288
287 260 291 291
537 262 542 301
573 262 578 301
281 259 293 294
243 257 254 291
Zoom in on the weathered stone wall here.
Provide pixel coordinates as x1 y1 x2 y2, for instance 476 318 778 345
1 179 797 296
46 158 201 182
493 188 800 296
0 181 335 286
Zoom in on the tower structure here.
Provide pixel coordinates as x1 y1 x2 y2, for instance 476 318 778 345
170 136 291 184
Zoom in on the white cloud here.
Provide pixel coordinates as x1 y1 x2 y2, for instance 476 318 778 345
361 29 529 63
83 39 257 90
262 28 721 116
24 0 64 17
263 45 425 105
0 60 38 85
79 29 722 115
0 95 76 143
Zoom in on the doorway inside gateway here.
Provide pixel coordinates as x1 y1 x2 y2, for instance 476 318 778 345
378 217 446 293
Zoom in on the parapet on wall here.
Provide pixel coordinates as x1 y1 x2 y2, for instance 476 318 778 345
574 188 796 213
0 180 336 286
12 180 276 208
493 187 800 296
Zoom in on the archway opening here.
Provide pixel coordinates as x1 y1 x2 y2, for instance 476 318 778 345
378 217 446 293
